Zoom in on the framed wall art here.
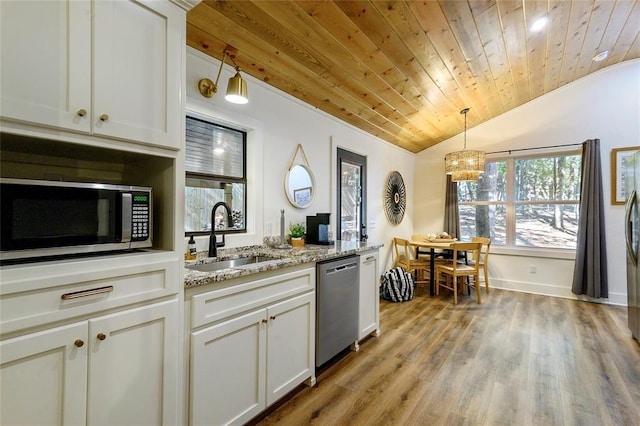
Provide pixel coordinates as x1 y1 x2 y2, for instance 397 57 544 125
611 146 640 205
384 171 406 225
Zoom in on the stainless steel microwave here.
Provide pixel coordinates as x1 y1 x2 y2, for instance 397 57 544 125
0 178 152 261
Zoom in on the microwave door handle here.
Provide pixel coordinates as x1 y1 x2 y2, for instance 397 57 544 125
625 189 637 266
121 193 132 243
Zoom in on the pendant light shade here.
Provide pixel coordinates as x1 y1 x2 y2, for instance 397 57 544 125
444 150 485 175
198 49 249 104
445 108 485 181
225 68 248 104
450 170 483 182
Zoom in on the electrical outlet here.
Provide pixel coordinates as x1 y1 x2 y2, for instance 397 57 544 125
529 265 537 274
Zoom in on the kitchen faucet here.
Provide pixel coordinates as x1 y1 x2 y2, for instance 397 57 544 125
209 202 234 257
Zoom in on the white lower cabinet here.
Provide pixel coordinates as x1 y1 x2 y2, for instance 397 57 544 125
358 250 381 341
87 299 179 425
191 309 266 426
0 322 88 425
266 293 315 405
188 267 316 426
0 298 179 425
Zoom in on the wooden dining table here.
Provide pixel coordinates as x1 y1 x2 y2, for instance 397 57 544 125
408 239 458 296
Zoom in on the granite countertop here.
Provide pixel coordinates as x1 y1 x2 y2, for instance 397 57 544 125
184 241 383 289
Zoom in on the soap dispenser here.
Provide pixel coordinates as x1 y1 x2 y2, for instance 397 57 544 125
186 235 197 260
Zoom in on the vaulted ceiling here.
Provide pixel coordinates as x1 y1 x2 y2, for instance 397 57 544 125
186 1 640 153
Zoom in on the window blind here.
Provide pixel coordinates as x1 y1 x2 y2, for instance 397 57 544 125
185 116 245 179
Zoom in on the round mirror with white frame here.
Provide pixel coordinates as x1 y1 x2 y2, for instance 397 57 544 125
285 164 315 208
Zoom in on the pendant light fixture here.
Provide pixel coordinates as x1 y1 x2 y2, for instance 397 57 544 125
445 108 485 182
198 49 248 104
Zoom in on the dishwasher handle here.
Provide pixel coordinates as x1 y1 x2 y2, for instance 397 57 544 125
326 262 358 274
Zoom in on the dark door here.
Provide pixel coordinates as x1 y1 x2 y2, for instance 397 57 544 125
337 148 367 242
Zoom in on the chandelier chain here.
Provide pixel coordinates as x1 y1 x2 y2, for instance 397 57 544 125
460 107 469 151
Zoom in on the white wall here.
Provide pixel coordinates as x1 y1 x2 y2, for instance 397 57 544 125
185 47 415 268
415 59 640 306
186 48 639 305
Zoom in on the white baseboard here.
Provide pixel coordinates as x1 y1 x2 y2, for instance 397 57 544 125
489 278 628 307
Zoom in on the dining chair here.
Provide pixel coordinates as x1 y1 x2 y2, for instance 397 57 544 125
470 237 491 294
393 237 430 288
410 233 430 259
435 242 482 304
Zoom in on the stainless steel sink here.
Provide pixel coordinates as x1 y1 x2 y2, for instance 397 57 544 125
186 256 278 272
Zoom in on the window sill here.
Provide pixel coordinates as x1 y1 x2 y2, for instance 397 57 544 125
491 246 576 260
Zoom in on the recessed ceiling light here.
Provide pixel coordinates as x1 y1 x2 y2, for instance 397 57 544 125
593 51 609 62
530 17 548 32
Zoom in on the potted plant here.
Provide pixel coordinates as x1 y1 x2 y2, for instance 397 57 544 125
289 222 305 247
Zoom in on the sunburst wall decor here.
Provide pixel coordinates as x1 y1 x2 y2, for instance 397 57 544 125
384 171 406 225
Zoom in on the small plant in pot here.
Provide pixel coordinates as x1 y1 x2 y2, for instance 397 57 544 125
289 222 305 247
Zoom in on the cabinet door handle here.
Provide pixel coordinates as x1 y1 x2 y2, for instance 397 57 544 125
77 108 87 117
270 315 276 321
97 333 107 341
74 339 84 348
61 285 114 300
261 319 268 324
99 113 109 122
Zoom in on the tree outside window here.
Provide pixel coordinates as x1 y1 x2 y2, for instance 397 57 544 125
185 116 247 235
458 152 581 249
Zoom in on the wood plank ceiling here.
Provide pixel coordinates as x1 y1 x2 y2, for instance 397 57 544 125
187 1 640 153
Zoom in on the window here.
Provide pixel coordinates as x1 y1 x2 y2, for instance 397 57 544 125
458 151 582 249
185 116 246 235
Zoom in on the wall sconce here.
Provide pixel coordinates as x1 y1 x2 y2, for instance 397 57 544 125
198 49 248 104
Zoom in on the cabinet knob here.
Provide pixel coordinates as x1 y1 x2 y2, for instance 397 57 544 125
270 315 276 321
77 109 87 117
261 319 268 324
97 333 106 341
74 339 84 348
99 114 109 122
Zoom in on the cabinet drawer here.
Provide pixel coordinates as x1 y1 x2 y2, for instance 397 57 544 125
1 258 179 334
191 267 315 329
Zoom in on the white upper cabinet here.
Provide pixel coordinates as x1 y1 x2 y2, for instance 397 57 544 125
0 1 92 133
0 0 183 150
92 0 182 148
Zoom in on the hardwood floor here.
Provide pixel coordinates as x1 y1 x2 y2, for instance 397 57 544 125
254 287 640 425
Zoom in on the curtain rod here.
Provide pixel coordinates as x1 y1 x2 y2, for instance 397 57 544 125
487 142 584 155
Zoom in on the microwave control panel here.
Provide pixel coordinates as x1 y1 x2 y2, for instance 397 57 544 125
131 192 150 241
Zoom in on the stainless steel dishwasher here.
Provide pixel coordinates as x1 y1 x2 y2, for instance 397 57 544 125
316 255 359 367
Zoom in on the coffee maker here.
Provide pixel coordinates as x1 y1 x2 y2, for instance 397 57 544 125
306 213 334 245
